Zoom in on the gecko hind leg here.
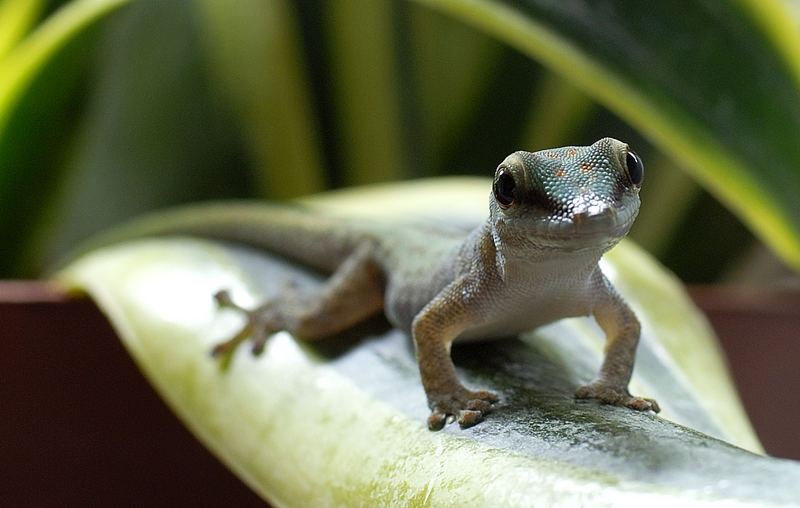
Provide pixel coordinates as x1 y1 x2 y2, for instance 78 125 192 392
210 244 386 358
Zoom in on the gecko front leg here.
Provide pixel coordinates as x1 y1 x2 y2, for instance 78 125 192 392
212 243 386 356
575 274 660 412
412 276 499 430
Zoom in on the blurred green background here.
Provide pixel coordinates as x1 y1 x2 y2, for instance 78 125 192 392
2 0 800 284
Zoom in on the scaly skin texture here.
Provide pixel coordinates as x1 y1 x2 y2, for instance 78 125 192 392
213 137 659 430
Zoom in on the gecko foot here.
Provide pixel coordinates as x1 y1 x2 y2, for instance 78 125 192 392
211 289 277 357
427 388 499 431
575 382 660 413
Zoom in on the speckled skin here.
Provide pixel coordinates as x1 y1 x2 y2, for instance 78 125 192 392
213 137 659 430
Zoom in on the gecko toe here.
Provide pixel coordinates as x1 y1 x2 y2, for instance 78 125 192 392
250 332 269 355
457 409 484 428
211 290 284 358
576 382 659 413
210 321 253 358
628 397 660 413
427 388 499 431
466 398 491 411
427 412 447 431
650 399 660 413
479 390 500 403
213 289 235 308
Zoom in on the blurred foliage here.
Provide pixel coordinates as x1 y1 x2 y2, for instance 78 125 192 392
1 0 799 283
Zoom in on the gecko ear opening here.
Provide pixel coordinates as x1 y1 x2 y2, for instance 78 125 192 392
493 168 516 208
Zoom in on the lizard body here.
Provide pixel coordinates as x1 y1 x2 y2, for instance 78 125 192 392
103 137 658 429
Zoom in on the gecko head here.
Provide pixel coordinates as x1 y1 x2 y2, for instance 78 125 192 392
489 137 643 253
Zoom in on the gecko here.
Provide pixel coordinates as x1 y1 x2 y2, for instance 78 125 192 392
105 137 658 430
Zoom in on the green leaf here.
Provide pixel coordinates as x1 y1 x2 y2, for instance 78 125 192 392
408 6 505 170
58 180 800 505
414 0 800 270
323 0 408 184
0 0 130 142
193 0 326 198
0 0 131 274
519 72 596 150
0 0 45 57
26 0 253 277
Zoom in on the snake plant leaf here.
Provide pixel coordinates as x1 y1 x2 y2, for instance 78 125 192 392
0 0 45 57
0 0 130 129
414 0 800 271
0 0 132 275
58 180 800 505
193 0 326 198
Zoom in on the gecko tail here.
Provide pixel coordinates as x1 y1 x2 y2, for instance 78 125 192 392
55 200 360 274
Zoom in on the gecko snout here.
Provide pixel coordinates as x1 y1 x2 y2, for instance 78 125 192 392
568 197 622 234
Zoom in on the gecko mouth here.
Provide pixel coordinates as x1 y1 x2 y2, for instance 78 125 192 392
493 190 640 253
538 200 637 249
512 193 639 253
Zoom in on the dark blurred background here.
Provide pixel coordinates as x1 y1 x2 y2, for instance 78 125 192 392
1 0 798 286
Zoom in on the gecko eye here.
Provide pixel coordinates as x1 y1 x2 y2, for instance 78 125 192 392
625 149 644 187
493 168 516 208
